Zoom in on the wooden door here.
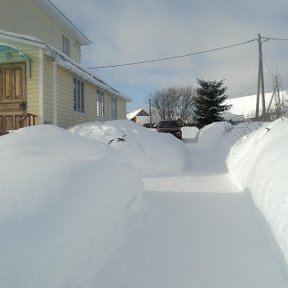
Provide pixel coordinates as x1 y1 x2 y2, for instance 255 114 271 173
0 63 26 132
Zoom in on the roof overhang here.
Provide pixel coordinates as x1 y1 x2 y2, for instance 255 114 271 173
0 44 32 77
0 45 32 62
35 0 91 46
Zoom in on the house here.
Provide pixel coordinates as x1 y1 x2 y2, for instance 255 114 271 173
0 0 131 133
127 109 150 126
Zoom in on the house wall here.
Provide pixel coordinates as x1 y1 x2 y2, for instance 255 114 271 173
102 94 126 120
117 98 127 120
0 0 129 129
104 93 110 120
55 66 100 128
0 0 82 63
54 65 127 128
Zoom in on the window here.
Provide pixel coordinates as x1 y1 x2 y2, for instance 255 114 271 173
96 89 104 118
62 35 70 56
111 97 117 120
74 78 84 113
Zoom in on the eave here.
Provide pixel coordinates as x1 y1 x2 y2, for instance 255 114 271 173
35 0 91 46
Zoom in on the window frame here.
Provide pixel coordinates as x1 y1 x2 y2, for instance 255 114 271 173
111 96 117 120
96 88 105 118
73 78 84 113
62 35 70 57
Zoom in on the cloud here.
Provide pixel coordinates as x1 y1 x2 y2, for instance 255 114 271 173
51 0 288 108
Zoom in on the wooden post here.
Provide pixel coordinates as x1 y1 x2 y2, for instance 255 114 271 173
149 98 152 128
256 33 266 120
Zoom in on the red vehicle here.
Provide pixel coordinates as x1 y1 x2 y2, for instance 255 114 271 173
157 120 182 140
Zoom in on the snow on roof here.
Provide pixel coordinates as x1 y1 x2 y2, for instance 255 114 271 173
55 55 132 102
0 29 46 48
126 109 149 120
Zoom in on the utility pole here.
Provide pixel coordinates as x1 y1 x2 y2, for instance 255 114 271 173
149 98 152 128
275 75 281 117
267 75 281 117
256 33 266 120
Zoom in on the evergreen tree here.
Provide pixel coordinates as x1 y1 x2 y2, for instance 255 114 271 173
193 79 231 128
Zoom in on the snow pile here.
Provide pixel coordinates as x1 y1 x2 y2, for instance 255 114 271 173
1 118 288 287
0 125 143 288
186 121 261 173
69 120 187 176
228 118 288 264
181 126 199 139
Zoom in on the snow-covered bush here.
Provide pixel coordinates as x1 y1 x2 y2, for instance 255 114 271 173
0 125 143 288
69 120 187 176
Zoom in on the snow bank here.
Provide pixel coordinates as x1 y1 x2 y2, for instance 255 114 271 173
186 121 261 173
181 126 199 139
69 120 187 176
0 125 143 288
227 118 288 264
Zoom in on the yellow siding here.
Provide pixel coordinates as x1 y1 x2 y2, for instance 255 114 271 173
0 0 15 32
117 98 127 119
102 93 127 120
0 0 81 63
56 66 104 128
56 66 74 128
15 0 53 46
85 82 97 120
56 67 96 128
104 93 111 120
55 66 129 128
52 25 81 63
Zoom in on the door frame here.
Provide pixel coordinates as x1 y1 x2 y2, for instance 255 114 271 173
0 62 27 132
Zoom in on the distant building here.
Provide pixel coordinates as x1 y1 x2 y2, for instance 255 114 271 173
127 109 150 126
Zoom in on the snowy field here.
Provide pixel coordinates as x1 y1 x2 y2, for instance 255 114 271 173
0 119 288 287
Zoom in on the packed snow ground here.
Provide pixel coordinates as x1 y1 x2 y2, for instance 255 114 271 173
0 119 288 287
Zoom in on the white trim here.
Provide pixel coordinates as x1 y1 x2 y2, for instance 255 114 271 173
56 58 132 102
52 61 58 125
39 49 44 124
0 30 46 49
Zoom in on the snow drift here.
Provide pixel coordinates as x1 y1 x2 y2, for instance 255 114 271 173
186 121 261 173
228 118 288 265
69 120 187 176
1 118 288 287
0 125 143 288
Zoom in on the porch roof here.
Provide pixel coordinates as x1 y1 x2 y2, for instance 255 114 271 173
0 44 32 77
0 45 32 62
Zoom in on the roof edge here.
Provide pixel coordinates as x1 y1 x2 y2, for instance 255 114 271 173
35 0 91 46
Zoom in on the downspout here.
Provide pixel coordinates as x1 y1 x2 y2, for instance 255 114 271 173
52 60 58 125
39 48 44 124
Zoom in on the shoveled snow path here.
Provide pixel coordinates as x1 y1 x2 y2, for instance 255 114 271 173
94 171 288 288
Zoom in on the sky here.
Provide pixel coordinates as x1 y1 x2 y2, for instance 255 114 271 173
50 0 288 112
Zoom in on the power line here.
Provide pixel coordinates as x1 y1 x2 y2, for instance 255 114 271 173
264 37 288 41
88 39 257 70
229 86 258 98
